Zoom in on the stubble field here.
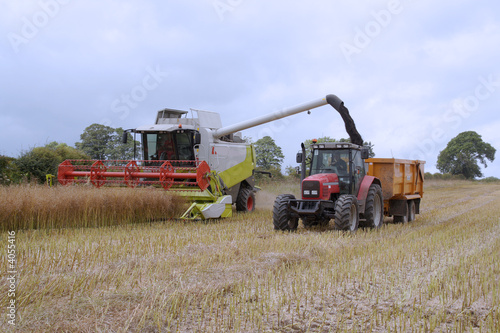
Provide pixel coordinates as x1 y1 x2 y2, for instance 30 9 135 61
1 179 499 332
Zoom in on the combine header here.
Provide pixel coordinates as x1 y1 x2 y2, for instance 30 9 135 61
58 159 231 219
57 160 211 190
58 94 366 219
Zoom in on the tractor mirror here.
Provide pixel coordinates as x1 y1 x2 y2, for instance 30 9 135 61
296 152 304 163
122 131 128 144
193 132 201 145
361 147 370 159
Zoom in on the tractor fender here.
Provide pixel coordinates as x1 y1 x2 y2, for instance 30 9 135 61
356 176 381 213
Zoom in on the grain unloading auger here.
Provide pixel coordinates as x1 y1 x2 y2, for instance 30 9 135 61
58 94 358 219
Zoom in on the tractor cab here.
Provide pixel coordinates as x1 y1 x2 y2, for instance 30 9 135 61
307 143 369 196
298 142 370 199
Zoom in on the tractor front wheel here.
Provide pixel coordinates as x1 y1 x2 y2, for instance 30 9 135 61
334 195 359 232
273 194 298 231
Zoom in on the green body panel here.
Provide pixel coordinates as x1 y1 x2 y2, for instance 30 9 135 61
177 171 233 220
218 145 255 189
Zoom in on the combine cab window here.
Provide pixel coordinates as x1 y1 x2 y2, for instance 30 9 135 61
142 131 196 161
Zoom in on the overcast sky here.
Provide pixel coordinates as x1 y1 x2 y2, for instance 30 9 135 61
1 0 499 177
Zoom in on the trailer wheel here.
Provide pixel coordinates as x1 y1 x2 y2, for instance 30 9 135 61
236 187 255 212
273 194 298 231
334 195 359 232
364 184 384 229
408 200 416 222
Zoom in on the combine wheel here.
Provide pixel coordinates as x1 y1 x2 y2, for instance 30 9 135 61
236 187 255 212
273 194 298 231
364 184 384 228
334 195 359 232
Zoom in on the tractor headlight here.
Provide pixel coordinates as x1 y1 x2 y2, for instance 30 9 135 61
302 180 320 198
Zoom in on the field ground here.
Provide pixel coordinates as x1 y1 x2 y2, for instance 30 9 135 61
1 180 500 332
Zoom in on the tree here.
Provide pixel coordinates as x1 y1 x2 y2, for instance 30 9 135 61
437 131 496 179
15 142 89 183
75 124 139 160
0 155 22 185
254 136 284 170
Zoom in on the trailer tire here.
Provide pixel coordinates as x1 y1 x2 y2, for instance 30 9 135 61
364 184 384 229
408 200 416 222
236 187 255 212
334 195 359 232
273 194 298 231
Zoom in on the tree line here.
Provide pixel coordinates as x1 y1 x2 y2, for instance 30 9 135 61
0 124 138 184
0 127 495 185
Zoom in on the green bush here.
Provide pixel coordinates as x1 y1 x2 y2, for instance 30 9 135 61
0 155 23 185
15 142 89 184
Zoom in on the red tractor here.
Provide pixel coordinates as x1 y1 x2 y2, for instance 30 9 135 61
273 142 384 232
272 98 425 232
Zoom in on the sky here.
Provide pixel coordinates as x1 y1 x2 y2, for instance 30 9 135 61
1 0 499 177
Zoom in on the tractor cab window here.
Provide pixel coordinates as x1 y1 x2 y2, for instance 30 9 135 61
142 130 196 161
310 149 349 176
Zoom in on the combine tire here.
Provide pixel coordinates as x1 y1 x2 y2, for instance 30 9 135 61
236 187 255 212
273 194 298 231
364 184 384 228
334 195 359 232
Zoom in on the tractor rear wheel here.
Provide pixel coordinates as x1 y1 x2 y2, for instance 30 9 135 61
236 187 255 212
273 194 298 231
364 184 384 228
334 195 359 232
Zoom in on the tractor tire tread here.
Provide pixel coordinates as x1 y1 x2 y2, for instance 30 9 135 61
334 195 359 231
364 184 384 228
273 194 297 231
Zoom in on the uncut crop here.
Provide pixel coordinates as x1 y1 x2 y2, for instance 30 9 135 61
0 180 499 332
0 184 186 231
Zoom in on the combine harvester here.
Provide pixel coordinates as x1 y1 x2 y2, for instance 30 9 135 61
58 94 356 219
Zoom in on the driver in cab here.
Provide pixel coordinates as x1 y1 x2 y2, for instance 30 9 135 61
331 153 347 172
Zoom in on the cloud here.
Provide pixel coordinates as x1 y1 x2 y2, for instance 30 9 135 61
1 0 499 178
